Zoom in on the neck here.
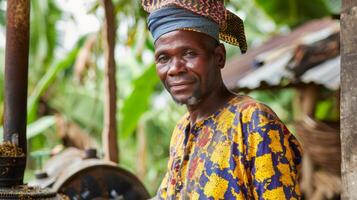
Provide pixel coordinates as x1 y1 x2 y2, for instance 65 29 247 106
186 84 234 125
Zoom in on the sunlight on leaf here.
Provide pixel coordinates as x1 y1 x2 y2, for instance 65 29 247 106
27 116 56 139
0 116 55 141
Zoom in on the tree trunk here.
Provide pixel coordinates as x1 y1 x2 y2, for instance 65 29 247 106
136 120 147 179
102 0 119 163
341 1 357 199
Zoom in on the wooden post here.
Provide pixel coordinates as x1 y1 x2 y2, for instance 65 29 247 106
136 120 147 179
102 0 119 163
341 1 357 199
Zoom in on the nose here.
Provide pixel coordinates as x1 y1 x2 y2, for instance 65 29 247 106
167 57 186 76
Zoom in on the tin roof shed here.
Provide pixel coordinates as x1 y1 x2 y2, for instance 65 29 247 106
222 18 340 92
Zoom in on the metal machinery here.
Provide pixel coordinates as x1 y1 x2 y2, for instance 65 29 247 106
30 148 150 200
0 0 150 199
0 0 59 198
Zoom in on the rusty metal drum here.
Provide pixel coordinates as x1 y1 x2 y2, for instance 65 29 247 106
30 148 150 200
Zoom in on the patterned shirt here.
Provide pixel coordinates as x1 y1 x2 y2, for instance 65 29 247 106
157 95 302 200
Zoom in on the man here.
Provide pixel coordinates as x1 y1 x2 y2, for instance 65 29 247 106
143 1 302 199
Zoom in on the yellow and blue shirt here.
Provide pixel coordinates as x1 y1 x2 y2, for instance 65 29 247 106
157 95 302 199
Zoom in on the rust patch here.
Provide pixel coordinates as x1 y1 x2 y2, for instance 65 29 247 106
8 0 29 29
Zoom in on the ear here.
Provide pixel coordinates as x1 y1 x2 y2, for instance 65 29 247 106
214 43 226 69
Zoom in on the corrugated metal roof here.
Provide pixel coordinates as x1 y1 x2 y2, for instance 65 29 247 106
237 56 340 91
237 50 294 89
223 18 340 92
301 56 340 90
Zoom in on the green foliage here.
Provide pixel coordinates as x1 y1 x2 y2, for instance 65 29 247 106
29 1 62 82
323 0 341 14
253 0 332 27
0 0 5 26
0 116 55 143
27 37 86 123
314 89 339 122
120 64 160 139
27 116 56 139
49 81 104 138
315 99 334 120
0 10 4 26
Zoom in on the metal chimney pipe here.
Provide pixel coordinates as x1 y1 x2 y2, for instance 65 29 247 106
3 0 30 158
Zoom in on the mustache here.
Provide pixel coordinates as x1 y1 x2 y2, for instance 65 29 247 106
165 76 197 86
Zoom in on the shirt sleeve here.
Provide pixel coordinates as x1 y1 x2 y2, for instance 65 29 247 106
242 102 302 200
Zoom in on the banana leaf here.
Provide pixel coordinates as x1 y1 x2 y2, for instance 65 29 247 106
254 0 331 27
120 63 159 139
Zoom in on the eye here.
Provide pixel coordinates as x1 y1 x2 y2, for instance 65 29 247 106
156 54 170 64
183 49 197 57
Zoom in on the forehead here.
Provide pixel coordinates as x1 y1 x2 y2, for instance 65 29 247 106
154 30 213 52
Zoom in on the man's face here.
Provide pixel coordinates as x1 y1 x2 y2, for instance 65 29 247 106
154 30 224 106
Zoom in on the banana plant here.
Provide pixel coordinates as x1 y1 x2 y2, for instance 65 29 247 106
252 0 337 27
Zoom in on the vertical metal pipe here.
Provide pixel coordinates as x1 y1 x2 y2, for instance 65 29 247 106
3 0 30 156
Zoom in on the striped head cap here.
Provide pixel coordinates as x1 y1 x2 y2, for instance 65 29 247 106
142 0 247 53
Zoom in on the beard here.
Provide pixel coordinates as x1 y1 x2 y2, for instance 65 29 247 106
165 76 202 106
170 85 202 106
172 95 200 106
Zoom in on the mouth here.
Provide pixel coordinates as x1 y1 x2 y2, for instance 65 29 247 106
168 82 194 92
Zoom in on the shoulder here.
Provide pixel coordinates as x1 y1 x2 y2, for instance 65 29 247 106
225 95 289 137
229 95 278 121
